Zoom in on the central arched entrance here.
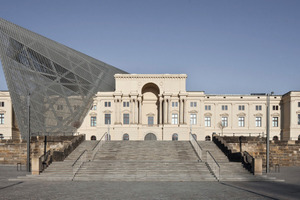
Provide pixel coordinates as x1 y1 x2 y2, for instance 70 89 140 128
144 133 157 140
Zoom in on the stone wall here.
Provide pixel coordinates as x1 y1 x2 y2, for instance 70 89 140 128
214 135 300 168
0 135 85 165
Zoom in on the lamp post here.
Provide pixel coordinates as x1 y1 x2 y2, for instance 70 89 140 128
27 94 31 172
266 92 274 173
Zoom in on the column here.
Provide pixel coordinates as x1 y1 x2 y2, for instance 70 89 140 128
135 98 138 124
179 98 184 124
114 98 118 124
184 98 187 124
167 98 171 124
163 98 167 124
138 97 142 124
159 96 162 125
130 98 133 124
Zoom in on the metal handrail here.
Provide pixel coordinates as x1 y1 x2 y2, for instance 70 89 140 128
206 150 220 181
218 132 265 137
91 132 108 161
72 149 87 181
189 133 203 161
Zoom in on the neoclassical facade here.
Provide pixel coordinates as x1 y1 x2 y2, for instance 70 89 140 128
1 74 300 141
77 74 300 141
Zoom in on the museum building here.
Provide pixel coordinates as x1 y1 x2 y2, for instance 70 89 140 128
0 73 300 141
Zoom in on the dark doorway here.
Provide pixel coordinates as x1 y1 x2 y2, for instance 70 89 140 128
123 133 129 140
144 133 157 140
172 133 178 141
205 135 211 141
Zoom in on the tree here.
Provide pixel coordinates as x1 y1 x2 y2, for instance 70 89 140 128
217 121 226 136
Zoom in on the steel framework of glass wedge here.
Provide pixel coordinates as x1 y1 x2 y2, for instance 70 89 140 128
0 18 127 139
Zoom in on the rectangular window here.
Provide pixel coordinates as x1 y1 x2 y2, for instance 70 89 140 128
222 105 228 110
272 105 279 110
172 102 178 107
0 114 4 124
172 113 178 124
205 117 211 127
190 114 197 125
148 116 154 125
57 105 63 110
123 113 129 124
104 102 111 107
190 102 197 107
256 117 262 127
238 105 245 111
272 117 278 127
90 116 96 127
123 102 129 107
205 105 211 110
298 114 300 125
298 102 300 107
256 105 262 111
238 117 245 127
105 114 111 124
222 117 228 127
0 102 4 107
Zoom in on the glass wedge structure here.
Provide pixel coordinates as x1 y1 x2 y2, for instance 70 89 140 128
0 18 127 139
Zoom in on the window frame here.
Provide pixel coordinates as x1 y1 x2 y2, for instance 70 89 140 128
172 113 178 124
190 114 197 125
123 113 130 124
205 105 211 110
221 116 228 127
90 116 97 127
238 117 245 127
272 117 279 127
0 113 4 124
256 117 262 127
148 116 154 126
105 114 111 124
205 116 211 127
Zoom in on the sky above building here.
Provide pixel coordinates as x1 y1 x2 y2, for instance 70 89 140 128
0 0 299 95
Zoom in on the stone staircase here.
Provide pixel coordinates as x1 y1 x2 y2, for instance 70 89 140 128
74 141 215 181
199 141 281 181
9 140 281 182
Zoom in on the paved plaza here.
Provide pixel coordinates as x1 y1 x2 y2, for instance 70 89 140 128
0 165 299 200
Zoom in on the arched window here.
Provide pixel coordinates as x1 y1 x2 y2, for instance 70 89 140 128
144 133 157 140
205 135 211 141
91 135 96 140
123 133 129 141
273 136 279 141
172 133 178 141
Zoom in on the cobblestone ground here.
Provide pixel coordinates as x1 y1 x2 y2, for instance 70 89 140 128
1 166 299 200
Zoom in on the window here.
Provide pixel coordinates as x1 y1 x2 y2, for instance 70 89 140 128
221 117 228 127
123 134 129 141
222 105 228 110
190 102 197 107
273 105 279 110
256 117 262 127
205 117 211 127
91 105 97 110
298 114 300 125
238 105 245 110
238 117 245 127
148 116 154 125
272 117 278 127
205 105 211 110
0 114 4 124
172 113 178 124
123 102 129 107
298 102 300 107
105 114 111 124
190 114 197 125
104 102 111 107
90 116 96 127
256 105 262 111
57 105 63 110
0 102 4 107
123 113 129 124
172 102 178 107
172 133 178 141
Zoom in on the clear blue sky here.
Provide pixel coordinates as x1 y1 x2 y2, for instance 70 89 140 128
0 0 299 95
